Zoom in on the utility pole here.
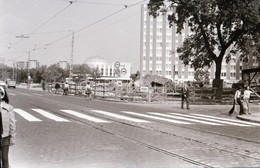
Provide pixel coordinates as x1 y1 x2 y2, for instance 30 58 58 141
27 51 31 89
69 32 74 83
12 61 15 80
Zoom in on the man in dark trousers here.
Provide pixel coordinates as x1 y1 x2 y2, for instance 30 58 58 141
229 86 243 116
181 81 190 109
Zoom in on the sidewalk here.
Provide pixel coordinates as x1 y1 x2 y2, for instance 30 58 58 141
236 112 260 124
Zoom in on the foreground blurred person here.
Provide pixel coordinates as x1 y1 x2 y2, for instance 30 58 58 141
0 86 16 168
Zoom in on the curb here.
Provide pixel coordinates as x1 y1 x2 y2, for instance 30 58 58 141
236 115 260 124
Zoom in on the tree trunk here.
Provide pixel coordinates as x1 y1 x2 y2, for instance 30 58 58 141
213 58 223 100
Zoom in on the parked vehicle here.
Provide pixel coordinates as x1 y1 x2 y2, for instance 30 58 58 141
0 80 7 89
7 80 16 88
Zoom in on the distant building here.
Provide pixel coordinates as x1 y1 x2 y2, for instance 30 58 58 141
84 56 132 80
17 61 26 69
17 60 39 69
28 60 39 69
57 61 69 70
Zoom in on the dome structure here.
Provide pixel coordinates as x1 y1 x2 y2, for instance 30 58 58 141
84 56 107 65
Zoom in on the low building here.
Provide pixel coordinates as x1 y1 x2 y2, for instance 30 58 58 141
84 56 132 82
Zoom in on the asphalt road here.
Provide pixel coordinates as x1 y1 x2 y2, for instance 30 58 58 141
6 88 260 168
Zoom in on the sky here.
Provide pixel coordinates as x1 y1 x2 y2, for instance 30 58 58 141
0 0 148 72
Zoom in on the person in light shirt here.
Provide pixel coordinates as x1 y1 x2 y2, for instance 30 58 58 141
243 86 260 115
243 86 253 114
0 86 16 168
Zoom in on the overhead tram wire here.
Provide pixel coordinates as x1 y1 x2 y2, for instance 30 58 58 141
28 3 73 35
48 0 147 46
11 0 148 52
75 1 126 6
2 2 74 54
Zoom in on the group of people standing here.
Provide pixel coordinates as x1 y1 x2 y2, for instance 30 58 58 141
53 81 92 98
229 86 259 116
53 82 69 95
181 81 258 116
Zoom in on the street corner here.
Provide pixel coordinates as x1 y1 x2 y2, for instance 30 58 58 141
236 113 260 124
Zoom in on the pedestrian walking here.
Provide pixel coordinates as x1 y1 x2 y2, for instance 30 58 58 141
181 81 190 109
243 86 253 114
85 82 92 99
54 83 60 94
63 82 69 96
0 86 16 168
41 81 46 91
229 86 243 116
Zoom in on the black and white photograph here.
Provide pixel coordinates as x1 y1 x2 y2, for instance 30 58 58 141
0 0 260 167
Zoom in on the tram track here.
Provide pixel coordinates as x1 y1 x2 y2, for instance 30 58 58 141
22 93 260 167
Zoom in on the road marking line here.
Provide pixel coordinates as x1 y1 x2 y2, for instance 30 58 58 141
19 93 31 96
32 93 42 96
193 114 260 126
8 93 16 96
121 111 191 124
14 109 42 122
170 113 251 127
32 109 69 122
61 110 110 123
91 110 150 123
148 112 223 126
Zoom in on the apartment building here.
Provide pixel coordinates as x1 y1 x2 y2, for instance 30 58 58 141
140 4 250 85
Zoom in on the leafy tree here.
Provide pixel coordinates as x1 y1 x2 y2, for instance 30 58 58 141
41 64 66 82
194 68 210 87
73 64 91 82
148 0 260 98
30 68 43 83
130 71 140 81
16 69 27 83
0 65 11 80
89 67 101 80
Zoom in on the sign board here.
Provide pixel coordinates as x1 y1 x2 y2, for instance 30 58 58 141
114 61 120 68
140 86 149 93
114 68 121 76
121 68 127 76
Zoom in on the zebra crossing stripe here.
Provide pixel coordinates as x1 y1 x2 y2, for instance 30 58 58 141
32 109 69 122
14 109 42 122
91 110 150 123
61 110 110 123
148 112 223 126
170 113 251 127
121 111 191 124
193 114 260 127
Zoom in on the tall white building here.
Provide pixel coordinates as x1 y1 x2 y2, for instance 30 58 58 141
140 4 246 84
140 4 193 83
